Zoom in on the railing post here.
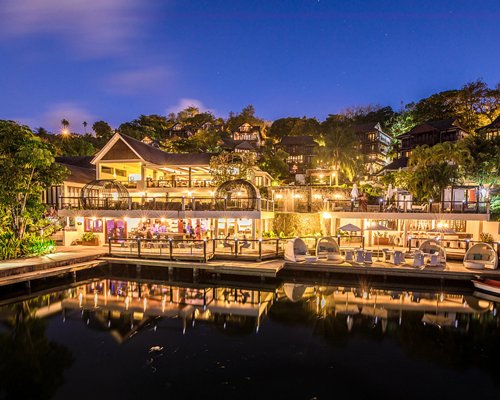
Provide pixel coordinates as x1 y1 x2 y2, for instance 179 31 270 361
181 196 185 211
258 239 262 261
234 238 238 257
408 237 412 252
212 238 216 255
361 236 365 250
465 239 470 252
169 238 173 261
337 235 341 247
276 238 280 257
350 200 354 211
192 197 196 211
137 238 141 258
128 197 132 210
108 236 112 255
203 239 207 262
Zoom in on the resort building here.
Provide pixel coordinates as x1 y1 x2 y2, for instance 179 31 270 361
353 122 391 174
54 133 274 248
222 123 264 157
276 135 318 176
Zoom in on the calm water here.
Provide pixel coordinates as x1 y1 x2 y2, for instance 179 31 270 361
1 269 500 400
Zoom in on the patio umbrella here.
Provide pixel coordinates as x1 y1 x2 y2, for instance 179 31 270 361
339 223 361 232
365 222 390 261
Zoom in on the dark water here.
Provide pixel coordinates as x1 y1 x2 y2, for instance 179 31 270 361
1 269 500 400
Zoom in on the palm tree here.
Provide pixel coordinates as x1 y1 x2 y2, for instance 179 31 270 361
83 121 88 134
60 119 70 135
317 123 359 184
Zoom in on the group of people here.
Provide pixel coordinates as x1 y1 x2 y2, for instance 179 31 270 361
177 219 203 240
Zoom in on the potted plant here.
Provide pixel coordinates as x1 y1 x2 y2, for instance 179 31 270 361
81 232 99 246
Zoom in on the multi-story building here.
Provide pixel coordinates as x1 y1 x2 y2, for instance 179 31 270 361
353 122 391 174
276 135 318 175
477 116 500 140
222 123 264 157
54 133 274 247
382 118 469 173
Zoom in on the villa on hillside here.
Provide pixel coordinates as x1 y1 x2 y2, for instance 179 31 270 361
276 135 318 176
353 122 392 175
222 123 264 157
381 117 469 173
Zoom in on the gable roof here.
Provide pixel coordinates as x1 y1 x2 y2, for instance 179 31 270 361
279 136 317 146
92 133 213 166
55 155 94 168
235 141 257 151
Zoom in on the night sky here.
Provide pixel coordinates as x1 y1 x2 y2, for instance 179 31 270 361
1 0 499 133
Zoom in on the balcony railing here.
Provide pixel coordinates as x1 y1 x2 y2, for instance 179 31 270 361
145 179 216 188
320 199 489 214
57 196 274 212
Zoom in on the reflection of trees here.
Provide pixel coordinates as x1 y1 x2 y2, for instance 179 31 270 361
0 299 74 400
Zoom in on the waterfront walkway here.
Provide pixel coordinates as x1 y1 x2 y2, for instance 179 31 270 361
1 244 500 286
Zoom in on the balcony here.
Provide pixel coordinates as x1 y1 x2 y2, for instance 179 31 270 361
145 178 216 189
57 196 274 212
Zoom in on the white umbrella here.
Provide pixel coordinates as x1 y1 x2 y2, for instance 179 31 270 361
386 184 394 201
350 184 359 200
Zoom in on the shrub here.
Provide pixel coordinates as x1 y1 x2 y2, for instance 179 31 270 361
480 232 494 244
81 232 97 242
20 234 55 256
0 232 21 260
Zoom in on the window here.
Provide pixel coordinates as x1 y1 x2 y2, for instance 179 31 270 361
115 169 127 177
85 218 103 232
101 166 113 174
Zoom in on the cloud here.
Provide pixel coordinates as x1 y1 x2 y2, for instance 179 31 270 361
105 66 172 95
167 98 213 115
37 102 96 133
0 0 150 57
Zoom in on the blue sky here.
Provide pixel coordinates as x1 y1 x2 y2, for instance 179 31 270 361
0 0 499 133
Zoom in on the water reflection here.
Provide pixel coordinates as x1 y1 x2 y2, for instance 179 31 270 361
2 274 500 397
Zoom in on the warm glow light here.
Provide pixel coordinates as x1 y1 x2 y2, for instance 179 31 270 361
275 194 283 199
322 212 331 219
313 194 322 200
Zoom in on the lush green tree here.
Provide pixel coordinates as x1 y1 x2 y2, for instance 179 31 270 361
56 134 95 156
118 114 171 141
317 122 361 184
92 120 114 148
463 134 500 187
226 105 266 134
267 117 321 142
259 148 290 181
209 152 256 185
404 142 471 201
0 121 68 243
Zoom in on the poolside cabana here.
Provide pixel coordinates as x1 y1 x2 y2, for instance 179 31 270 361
284 238 308 262
464 242 498 270
316 236 343 262
418 239 447 265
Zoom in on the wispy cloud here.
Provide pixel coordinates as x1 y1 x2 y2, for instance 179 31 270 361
105 66 172 95
167 98 213 115
0 0 150 57
35 102 96 133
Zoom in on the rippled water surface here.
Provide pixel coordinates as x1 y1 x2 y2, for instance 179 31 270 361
1 269 500 400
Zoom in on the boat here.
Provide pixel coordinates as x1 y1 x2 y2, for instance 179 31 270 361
472 278 500 296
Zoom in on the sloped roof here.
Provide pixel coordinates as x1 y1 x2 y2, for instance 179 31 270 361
119 133 171 164
55 155 94 168
235 141 257 150
353 122 380 134
58 163 96 184
376 157 409 174
279 135 317 145
399 118 462 138
477 115 500 132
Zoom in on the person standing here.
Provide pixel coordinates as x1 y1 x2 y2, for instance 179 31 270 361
177 219 184 234
195 222 202 240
